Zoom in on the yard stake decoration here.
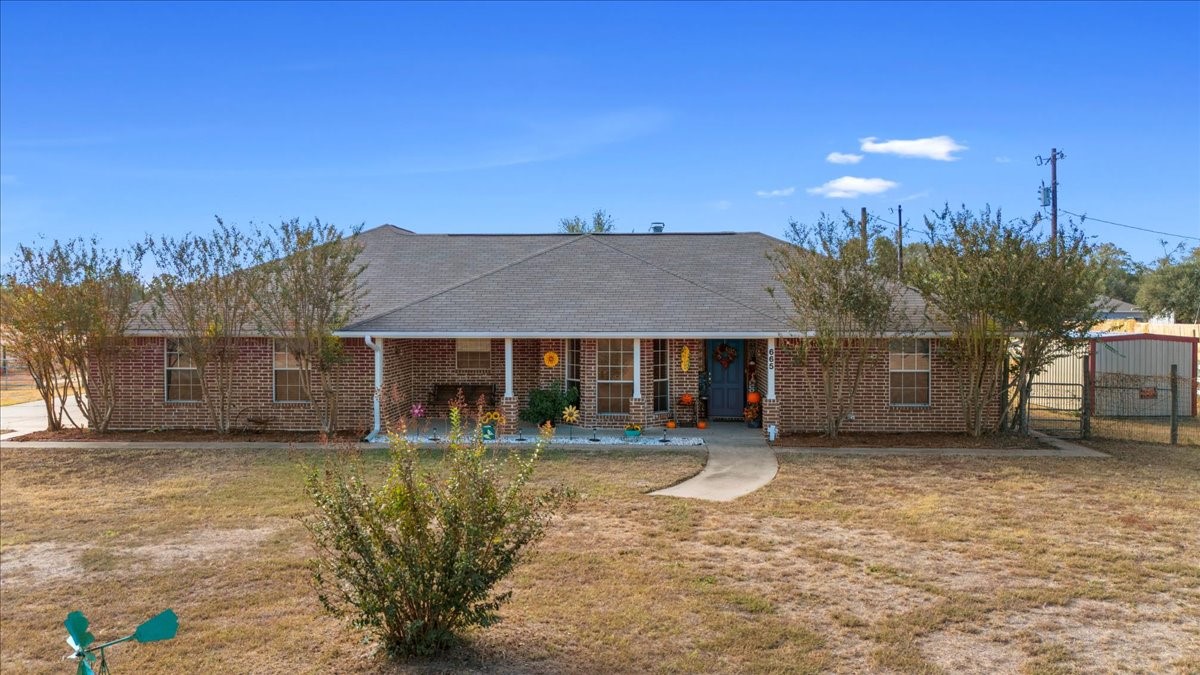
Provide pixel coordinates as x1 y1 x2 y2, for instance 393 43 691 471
64 609 177 674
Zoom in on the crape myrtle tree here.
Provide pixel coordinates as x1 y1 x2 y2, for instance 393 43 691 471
1136 245 1200 323
147 218 264 434
558 208 616 233
909 206 1100 436
1000 220 1101 433
1 238 145 431
770 211 903 437
254 219 366 434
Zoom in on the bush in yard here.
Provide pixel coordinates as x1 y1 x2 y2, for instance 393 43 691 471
518 384 578 426
303 407 570 656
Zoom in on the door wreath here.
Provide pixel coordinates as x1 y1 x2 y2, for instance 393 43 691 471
714 343 738 369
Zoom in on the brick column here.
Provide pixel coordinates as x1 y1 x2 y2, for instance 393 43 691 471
761 398 780 439
628 396 650 428
500 395 519 434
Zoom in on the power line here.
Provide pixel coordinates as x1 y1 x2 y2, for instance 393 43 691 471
1060 209 1199 242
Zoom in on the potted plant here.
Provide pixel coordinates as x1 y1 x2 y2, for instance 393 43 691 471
624 423 642 438
743 403 761 429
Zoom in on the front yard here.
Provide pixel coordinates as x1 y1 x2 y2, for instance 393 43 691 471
1 440 1197 673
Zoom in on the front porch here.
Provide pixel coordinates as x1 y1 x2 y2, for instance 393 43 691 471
360 336 781 439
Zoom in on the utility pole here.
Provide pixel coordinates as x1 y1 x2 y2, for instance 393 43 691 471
896 204 904 277
1036 148 1065 252
859 207 869 245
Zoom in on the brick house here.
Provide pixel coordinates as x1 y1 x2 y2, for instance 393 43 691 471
112 224 989 437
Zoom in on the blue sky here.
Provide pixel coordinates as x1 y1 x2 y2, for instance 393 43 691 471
2 1 1197 265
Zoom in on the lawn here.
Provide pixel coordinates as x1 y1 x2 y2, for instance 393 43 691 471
1 440 1198 673
0 383 40 407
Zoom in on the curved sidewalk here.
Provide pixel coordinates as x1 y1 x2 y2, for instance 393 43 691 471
652 425 778 502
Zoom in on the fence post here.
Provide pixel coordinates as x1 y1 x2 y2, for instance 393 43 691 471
1170 364 1179 445
1081 354 1091 440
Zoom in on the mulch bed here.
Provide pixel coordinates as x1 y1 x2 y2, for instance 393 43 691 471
9 428 365 443
774 432 1052 449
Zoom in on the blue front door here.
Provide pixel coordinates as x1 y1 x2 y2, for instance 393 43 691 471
707 340 744 418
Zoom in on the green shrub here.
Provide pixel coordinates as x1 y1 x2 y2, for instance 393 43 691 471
518 384 578 425
303 407 570 656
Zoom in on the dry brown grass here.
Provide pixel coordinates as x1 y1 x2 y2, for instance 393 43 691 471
2 440 1198 673
0 383 41 407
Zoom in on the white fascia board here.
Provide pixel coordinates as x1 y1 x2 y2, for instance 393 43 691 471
332 330 954 339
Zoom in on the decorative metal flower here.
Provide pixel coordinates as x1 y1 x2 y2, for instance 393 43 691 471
543 351 560 368
561 405 580 424
481 411 506 425
410 402 426 419
680 345 691 372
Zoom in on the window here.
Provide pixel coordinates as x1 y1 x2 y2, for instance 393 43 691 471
652 339 669 412
165 339 202 402
597 339 634 414
889 338 931 406
565 339 581 397
456 338 491 369
274 340 309 402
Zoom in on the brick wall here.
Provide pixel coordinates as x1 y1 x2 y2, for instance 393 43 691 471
771 338 1001 434
100 337 373 432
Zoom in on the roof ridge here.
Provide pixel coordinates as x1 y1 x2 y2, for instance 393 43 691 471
346 234 590 329
588 236 789 326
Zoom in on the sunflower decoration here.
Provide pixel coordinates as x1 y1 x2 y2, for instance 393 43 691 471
561 404 580 441
543 351 560 368
480 411 507 426
680 345 691 372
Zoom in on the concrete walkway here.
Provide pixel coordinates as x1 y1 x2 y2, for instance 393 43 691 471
0 399 84 442
651 423 779 502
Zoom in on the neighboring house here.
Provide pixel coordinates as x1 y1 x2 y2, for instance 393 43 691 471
1093 296 1148 322
111 225 996 437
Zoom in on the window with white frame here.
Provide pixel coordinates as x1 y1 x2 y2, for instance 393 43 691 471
456 338 491 369
165 339 202 402
652 339 669 412
889 338 931 406
597 338 634 414
565 339 581 396
273 340 309 402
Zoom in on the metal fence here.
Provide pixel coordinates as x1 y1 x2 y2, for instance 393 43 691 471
1028 360 1197 445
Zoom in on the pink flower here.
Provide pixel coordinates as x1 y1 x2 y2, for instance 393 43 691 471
410 402 426 419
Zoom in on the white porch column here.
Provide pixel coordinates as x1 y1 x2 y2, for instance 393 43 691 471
504 338 514 398
365 335 384 440
767 337 777 401
632 338 641 399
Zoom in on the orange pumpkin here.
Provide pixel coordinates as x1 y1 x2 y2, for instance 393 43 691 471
746 391 761 405
697 420 708 430
666 420 677 429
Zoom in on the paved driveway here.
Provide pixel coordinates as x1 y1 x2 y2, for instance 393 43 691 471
0 398 83 441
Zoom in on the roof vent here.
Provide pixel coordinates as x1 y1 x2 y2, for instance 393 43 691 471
650 222 665 233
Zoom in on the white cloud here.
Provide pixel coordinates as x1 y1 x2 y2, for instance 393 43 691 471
994 156 1011 163
860 135 967 161
755 187 795 198
825 152 863 165
899 190 930 202
806 176 899 199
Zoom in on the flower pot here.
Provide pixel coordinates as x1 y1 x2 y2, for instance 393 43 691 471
746 418 762 429
624 430 641 438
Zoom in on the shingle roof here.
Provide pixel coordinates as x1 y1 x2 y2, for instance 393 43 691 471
131 224 943 336
342 231 793 336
